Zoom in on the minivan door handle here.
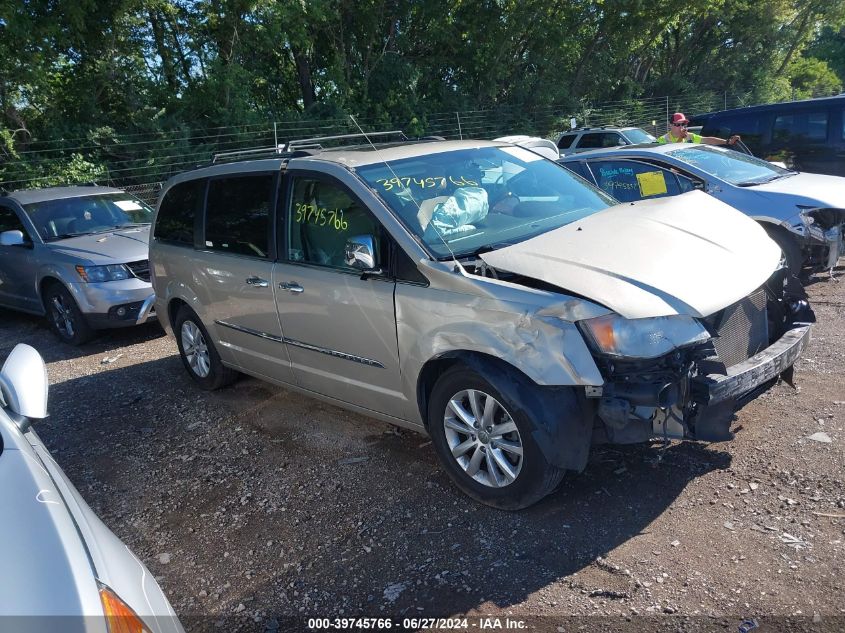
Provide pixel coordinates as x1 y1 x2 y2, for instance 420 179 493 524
278 281 304 294
245 276 269 288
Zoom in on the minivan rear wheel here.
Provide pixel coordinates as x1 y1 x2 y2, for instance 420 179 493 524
428 365 564 510
174 306 238 390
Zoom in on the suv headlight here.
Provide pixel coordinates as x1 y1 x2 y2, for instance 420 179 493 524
579 314 710 359
75 264 132 282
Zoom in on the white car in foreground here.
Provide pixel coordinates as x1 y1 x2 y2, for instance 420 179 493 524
0 344 183 633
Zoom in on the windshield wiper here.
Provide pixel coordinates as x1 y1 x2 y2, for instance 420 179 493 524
44 232 93 241
735 173 792 187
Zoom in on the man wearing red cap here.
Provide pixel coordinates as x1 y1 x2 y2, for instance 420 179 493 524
657 112 741 145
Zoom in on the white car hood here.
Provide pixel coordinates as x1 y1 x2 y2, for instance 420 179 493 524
480 191 781 319
751 172 845 208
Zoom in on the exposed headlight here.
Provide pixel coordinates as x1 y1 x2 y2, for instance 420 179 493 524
75 264 131 282
579 314 711 359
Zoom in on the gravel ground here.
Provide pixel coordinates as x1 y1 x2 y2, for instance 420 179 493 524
1 266 843 633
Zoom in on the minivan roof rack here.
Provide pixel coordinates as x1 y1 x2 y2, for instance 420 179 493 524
286 130 408 151
212 130 409 164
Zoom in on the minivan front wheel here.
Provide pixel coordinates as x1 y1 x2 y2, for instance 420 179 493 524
174 306 237 390
428 365 564 510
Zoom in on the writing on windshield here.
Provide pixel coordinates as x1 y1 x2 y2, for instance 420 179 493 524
356 146 615 258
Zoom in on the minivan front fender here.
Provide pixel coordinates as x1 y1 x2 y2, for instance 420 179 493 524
395 283 604 427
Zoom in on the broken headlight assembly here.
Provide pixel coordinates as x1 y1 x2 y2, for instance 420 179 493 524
578 314 711 360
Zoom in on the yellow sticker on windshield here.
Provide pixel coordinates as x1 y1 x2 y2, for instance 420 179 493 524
636 171 668 197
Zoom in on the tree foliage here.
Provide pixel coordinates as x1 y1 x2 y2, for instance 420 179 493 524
1 0 842 188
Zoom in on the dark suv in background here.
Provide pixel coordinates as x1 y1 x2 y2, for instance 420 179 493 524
694 95 845 176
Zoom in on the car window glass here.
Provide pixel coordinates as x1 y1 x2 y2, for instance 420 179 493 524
356 146 614 259
773 111 828 143
602 134 623 148
577 133 607 149
807 111 828 141
589 160 681 203
557 134 576 149
204 174 273 258
559 161 594 183
842 108 845 140
22 194 153 241
0 207 27 236
676 174 697 193
623 128 656 144
668 146 791 185
154 179 203 246
704 115 766 146
288 178 381 270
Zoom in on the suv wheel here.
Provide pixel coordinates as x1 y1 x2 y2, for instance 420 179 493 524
428 365 564 510
174 306 237 390
43 283 94 345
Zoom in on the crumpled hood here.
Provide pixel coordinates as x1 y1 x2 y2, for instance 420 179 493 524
751 172 845 209
44 225 150 265
480 191 781 319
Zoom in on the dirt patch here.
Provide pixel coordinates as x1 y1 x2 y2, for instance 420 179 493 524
1 265 843 632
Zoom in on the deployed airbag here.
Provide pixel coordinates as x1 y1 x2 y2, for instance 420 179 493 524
424 187 489 239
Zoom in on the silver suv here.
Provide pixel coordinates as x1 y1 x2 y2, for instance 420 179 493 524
556 126 656 155
150 135 812 509
0 186 156 344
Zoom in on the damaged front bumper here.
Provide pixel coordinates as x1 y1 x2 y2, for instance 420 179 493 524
590 298 814 445
690 324 811 406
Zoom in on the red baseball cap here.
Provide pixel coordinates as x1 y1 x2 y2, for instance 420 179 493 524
671 112 690 124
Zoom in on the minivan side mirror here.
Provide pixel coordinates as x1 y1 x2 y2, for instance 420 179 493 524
0 344 49 428
345 235 378 271
0 230 27 246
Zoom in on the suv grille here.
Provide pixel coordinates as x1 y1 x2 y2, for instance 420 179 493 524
126 260 150 282
703 288 768 368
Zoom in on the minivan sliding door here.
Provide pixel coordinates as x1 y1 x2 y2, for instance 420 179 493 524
194 172 295 384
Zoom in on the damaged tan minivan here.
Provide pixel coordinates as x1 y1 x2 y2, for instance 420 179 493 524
150 135 814 510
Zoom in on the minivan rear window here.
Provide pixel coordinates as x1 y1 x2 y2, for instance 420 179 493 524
204 174 274 258
155 180 204 246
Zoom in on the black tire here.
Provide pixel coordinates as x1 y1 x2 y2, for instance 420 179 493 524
763 225 804 287
43 283 94 345
174 305 238 390
428 365 564 510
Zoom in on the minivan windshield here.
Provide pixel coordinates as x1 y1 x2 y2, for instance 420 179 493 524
23 193 153 241
356 146 616 258
668 146 794 186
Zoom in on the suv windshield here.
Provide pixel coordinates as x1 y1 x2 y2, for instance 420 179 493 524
23 193 153 241
624 128 656 144
355 146 615 258
668 146 794 186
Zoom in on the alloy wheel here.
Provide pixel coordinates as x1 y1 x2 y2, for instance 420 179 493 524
50 295 76 339
181 320 211 378
442 389 524 488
